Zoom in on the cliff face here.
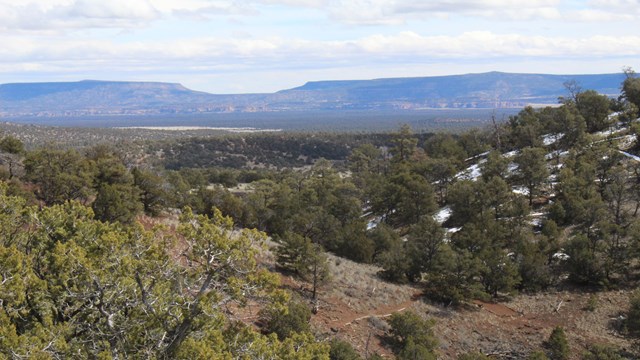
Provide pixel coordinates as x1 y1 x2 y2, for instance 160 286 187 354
0 72 626 117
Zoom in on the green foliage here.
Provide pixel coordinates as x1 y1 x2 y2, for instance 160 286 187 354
514 147 549 206
565 234 605 285
390 124 418 164
397 337 437 360
260 296 312 340
626 289 640 337
0 188 290 358
546 326 570 360
527 351 550 360
387 311 437 359
622 69 640 108
584 293 599 312
575 90 613 133
132 167 166 216
378 238 410 283
276 232 330 300
458 351 490 360
92 183 142 223
508 106 544 148
0 135 24 154
424 245 486 304
24 148 95 205
329 338 362 360
582 344 627 360
405 216 446 281
516 234 556 292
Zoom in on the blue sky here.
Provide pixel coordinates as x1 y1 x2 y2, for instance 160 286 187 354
0 0 638 93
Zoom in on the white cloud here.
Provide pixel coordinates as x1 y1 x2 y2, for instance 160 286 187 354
323 0 564 24
64 0 159 20
0 0 161 32
1 31 637 70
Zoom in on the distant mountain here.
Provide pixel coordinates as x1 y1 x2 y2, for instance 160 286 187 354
0 72 626 117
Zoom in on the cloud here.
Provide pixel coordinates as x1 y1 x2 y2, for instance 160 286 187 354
0 0 162 32
1 31 637 71
319 0 563 24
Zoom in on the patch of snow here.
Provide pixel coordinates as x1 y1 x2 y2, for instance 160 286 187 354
456 160 485 181
366 216 382 230
553 252 570 261
608 111 622 119
465 151 490 162
446 227 462 233
594 126 625 138
507 162 518 174
545 150 569 160
542 133 565 146
434 207 452 224
512 186 530 196
619 150 640 162
529 218 543 227
619 134 638 149
503 150 519 158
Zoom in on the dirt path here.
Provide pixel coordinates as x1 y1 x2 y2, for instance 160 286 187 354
472 300 520 317
317 292 423 331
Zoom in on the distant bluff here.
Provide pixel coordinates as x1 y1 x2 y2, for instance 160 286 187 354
0 72 626 117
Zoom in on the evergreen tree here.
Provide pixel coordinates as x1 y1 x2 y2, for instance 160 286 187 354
387 311 438 359
514 147 549 206
546 326 570 360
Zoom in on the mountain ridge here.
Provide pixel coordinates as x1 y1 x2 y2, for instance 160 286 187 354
0 72 626 117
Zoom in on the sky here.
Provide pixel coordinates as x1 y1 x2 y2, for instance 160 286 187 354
0 0 638 93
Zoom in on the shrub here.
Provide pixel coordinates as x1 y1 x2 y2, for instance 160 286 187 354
329 339 361 360
387 311 437 358
546 326 569 360
582 344 625 360
259 297 311 340
626 289 640 337
458 351 490 359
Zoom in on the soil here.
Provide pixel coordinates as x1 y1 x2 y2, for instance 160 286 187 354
303 254 635 359
148 214 636 359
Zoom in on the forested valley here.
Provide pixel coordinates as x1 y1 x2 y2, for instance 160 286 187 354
2 73 640 359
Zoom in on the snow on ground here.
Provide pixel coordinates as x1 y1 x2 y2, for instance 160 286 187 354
528 212 546 227
553 252 570 261
465 151 490 162
618 134 638 149
619 150 640 162
434 207 452 224
594 126 625 138
545 150 569 160
542 133 564 146
503 150 519 158
608 111 622 120
512 186 530 196
367 217 382 230
507 162 518 174
456 160 485 181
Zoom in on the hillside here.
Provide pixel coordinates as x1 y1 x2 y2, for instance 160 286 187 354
0 72 626 118
2 75 640 358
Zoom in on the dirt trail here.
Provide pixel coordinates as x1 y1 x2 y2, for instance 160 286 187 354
317 292 423 331
472 300 520 317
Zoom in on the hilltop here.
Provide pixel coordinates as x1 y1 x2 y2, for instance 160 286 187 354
0 72 626 118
